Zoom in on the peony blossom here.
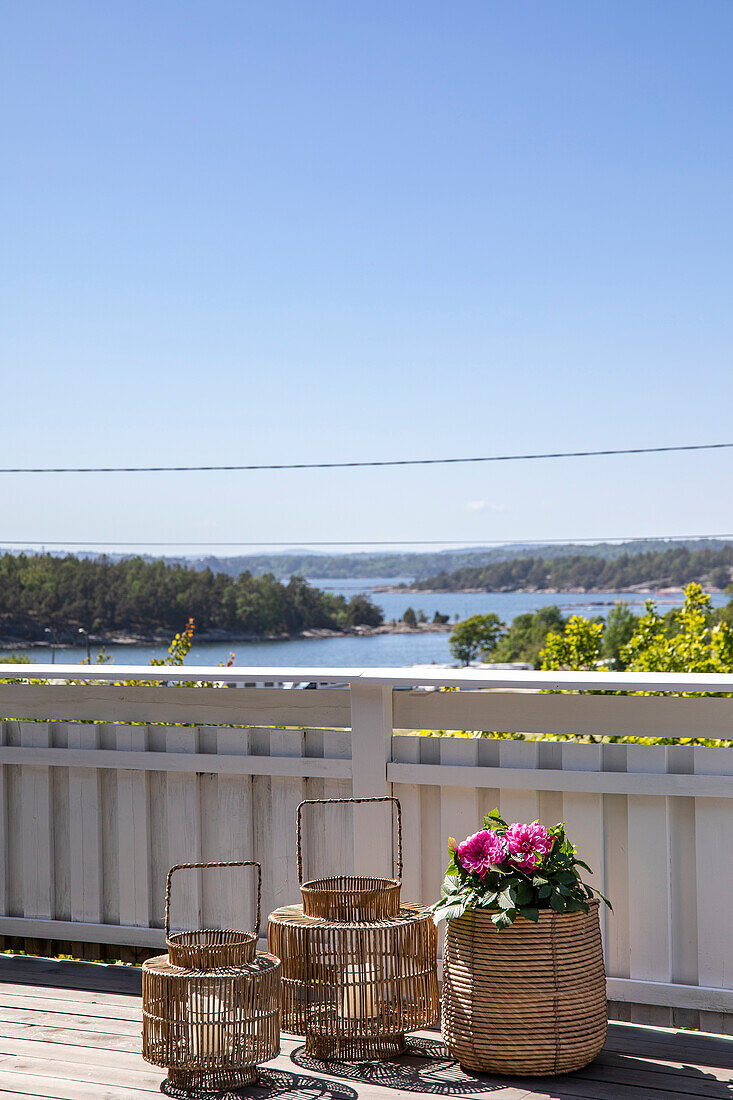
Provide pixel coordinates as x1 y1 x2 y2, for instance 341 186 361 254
504 821 553 873
456 829 505 879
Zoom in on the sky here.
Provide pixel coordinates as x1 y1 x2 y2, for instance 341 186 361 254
1 0 732 554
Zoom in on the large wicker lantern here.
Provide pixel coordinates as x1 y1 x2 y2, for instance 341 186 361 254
268 797 438 1062
143 860 280 1097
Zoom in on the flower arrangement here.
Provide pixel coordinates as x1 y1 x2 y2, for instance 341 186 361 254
432 809 610 931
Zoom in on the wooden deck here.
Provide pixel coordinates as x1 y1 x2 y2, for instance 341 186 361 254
0 956 731 1100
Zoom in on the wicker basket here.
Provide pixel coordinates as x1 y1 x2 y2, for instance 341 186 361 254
268 796 439 1062
442 900 607 1076
143 860 280 1097
297 796 401 921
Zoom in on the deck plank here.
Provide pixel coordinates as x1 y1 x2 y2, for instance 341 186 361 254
0 956 730 1100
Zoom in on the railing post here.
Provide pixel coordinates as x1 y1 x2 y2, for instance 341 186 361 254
349 682 394 878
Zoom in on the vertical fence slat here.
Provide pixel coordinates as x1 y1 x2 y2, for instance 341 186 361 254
252 729 274 928
666 745 699 1030
439 737 478 854
270 730 305 912
322 730 354 880
626 745 673 1026
560 741 605 939
68 724 103 925
416 736 443 911
116 726 150 929
391 735 422 902
21 723 54 920
350 684 392 877
694 746 733 1036
602 744 631 1005
165 728 202 931
498 739 540 824
215 728 254 931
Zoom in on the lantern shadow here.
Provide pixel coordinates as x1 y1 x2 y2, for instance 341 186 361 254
290 1037 506 1094
160 1067 359 1100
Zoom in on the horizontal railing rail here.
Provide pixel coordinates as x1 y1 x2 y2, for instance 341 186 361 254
5 663 733 690
0 665 731 1035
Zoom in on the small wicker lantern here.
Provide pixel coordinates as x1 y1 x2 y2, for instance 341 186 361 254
268 797 438 1063
143 860 280 1098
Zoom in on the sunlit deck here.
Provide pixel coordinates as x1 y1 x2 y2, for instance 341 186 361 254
0 955 731 1100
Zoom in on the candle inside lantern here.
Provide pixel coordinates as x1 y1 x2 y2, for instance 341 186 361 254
338 962 380 1020
188 987 227 1059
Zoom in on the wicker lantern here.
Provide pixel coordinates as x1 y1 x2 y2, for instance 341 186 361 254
268 797 438 1062
143 860 280 1098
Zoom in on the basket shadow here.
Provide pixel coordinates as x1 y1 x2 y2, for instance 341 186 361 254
290 1037 506 1094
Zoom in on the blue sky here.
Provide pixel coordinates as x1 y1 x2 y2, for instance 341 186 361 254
2 0 732 553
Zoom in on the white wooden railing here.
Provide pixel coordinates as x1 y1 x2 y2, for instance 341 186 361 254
1 665 732 1034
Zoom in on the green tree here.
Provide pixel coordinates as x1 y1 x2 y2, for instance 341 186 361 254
539 616 605 671
402 607 418 628
602 603 639 669
449 613 505 665
621 583 733 674
491 605 565 668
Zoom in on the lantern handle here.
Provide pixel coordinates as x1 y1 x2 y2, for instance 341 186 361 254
165 860 262 939
296 796 402 886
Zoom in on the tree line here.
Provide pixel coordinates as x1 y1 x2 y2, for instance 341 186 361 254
0 554 383 641
417 545 733 594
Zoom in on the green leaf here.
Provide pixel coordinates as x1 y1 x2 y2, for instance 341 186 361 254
492 911 515 931
538 885 552 899
518 906 539 922
498 889 516 911
549 892 567 913
433 898 467 924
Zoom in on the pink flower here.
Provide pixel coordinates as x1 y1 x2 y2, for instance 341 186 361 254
504 822 553 873
456 830 505 879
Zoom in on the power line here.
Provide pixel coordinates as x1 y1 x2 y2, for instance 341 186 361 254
2 534 733 549
1 441 733 474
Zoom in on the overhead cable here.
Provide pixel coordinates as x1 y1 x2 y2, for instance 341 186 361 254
1 441 733 474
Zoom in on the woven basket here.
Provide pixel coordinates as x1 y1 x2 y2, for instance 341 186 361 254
297 796 402 921
143 860 280 1097
267 796 438 1062
442 900 607 1076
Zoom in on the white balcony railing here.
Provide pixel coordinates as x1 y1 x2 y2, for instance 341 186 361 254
1 665 732 1033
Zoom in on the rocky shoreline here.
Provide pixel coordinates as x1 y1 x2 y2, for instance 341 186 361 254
0 620 453 649
376 583 722 596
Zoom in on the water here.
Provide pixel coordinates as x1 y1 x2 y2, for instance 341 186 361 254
2 578 726 669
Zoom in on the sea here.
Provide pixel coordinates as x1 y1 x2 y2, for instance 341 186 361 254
2 579 727 669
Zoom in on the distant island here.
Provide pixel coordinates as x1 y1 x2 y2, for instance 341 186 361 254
4 538 732 582
0 553 401 646
396 545 733 594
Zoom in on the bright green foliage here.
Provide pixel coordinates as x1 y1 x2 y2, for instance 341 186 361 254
621 583 733 674
150 618 195 666
539 616 605 671
449 613 505 665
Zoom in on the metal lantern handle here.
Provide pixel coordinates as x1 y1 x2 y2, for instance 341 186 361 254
296 796 403 886
165 859 262 939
